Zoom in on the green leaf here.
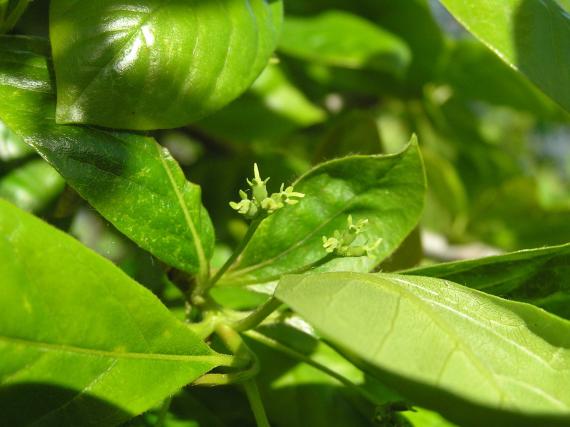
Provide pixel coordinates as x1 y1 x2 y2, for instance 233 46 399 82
279 11 410 76
0 200 227 426
218 137 426 286
467 177 570 250
49 0 283 130
196 63 326 143
0 159 65 212
438 0 570 112
275 272 570 427
282 0 445 86
313 110 383 164
0 35 214 278
0 119 33 162
407 243 570 320
441 39 568 121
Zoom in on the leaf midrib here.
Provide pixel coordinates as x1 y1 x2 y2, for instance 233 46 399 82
156 143 208 279
0 334 226 364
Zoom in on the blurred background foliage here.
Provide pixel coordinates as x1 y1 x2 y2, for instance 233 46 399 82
1 1 569 425
5 0 568 260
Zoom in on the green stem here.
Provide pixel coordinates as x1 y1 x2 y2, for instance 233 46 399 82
155 396 172 427
243 379 271 427
207 218 262 288
194 324 260 386
186 310 220 339
0 0 30 33
244 330 380 405
0 0 8 23
232 297 282 332
219 253 335 288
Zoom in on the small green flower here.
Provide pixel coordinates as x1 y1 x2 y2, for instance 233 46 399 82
322 215 382 258
247 163 270 202
230 164 305 220
229 190 259 220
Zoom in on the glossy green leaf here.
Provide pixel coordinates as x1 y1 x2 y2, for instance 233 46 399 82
276 272 570 427
407 243 570 320
0 200 226 426
50 0 283 130
438 0 570 112
0 159 65 212
218 137 426 286
279 11 410 76
0 36 214 278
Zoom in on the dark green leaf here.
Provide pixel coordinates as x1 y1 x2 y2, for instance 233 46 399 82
439 0 570 112
50 0 283 130
279 11 411 76
0 159 65 212
0 35 214 278
218 137 426 286
276 272 570 427
0 200 226 426
407 243 570 320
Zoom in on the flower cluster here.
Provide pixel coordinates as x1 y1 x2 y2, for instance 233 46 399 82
322 215 382 257
230 164 305 220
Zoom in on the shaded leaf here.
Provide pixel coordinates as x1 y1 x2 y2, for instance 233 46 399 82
247 324 380 427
